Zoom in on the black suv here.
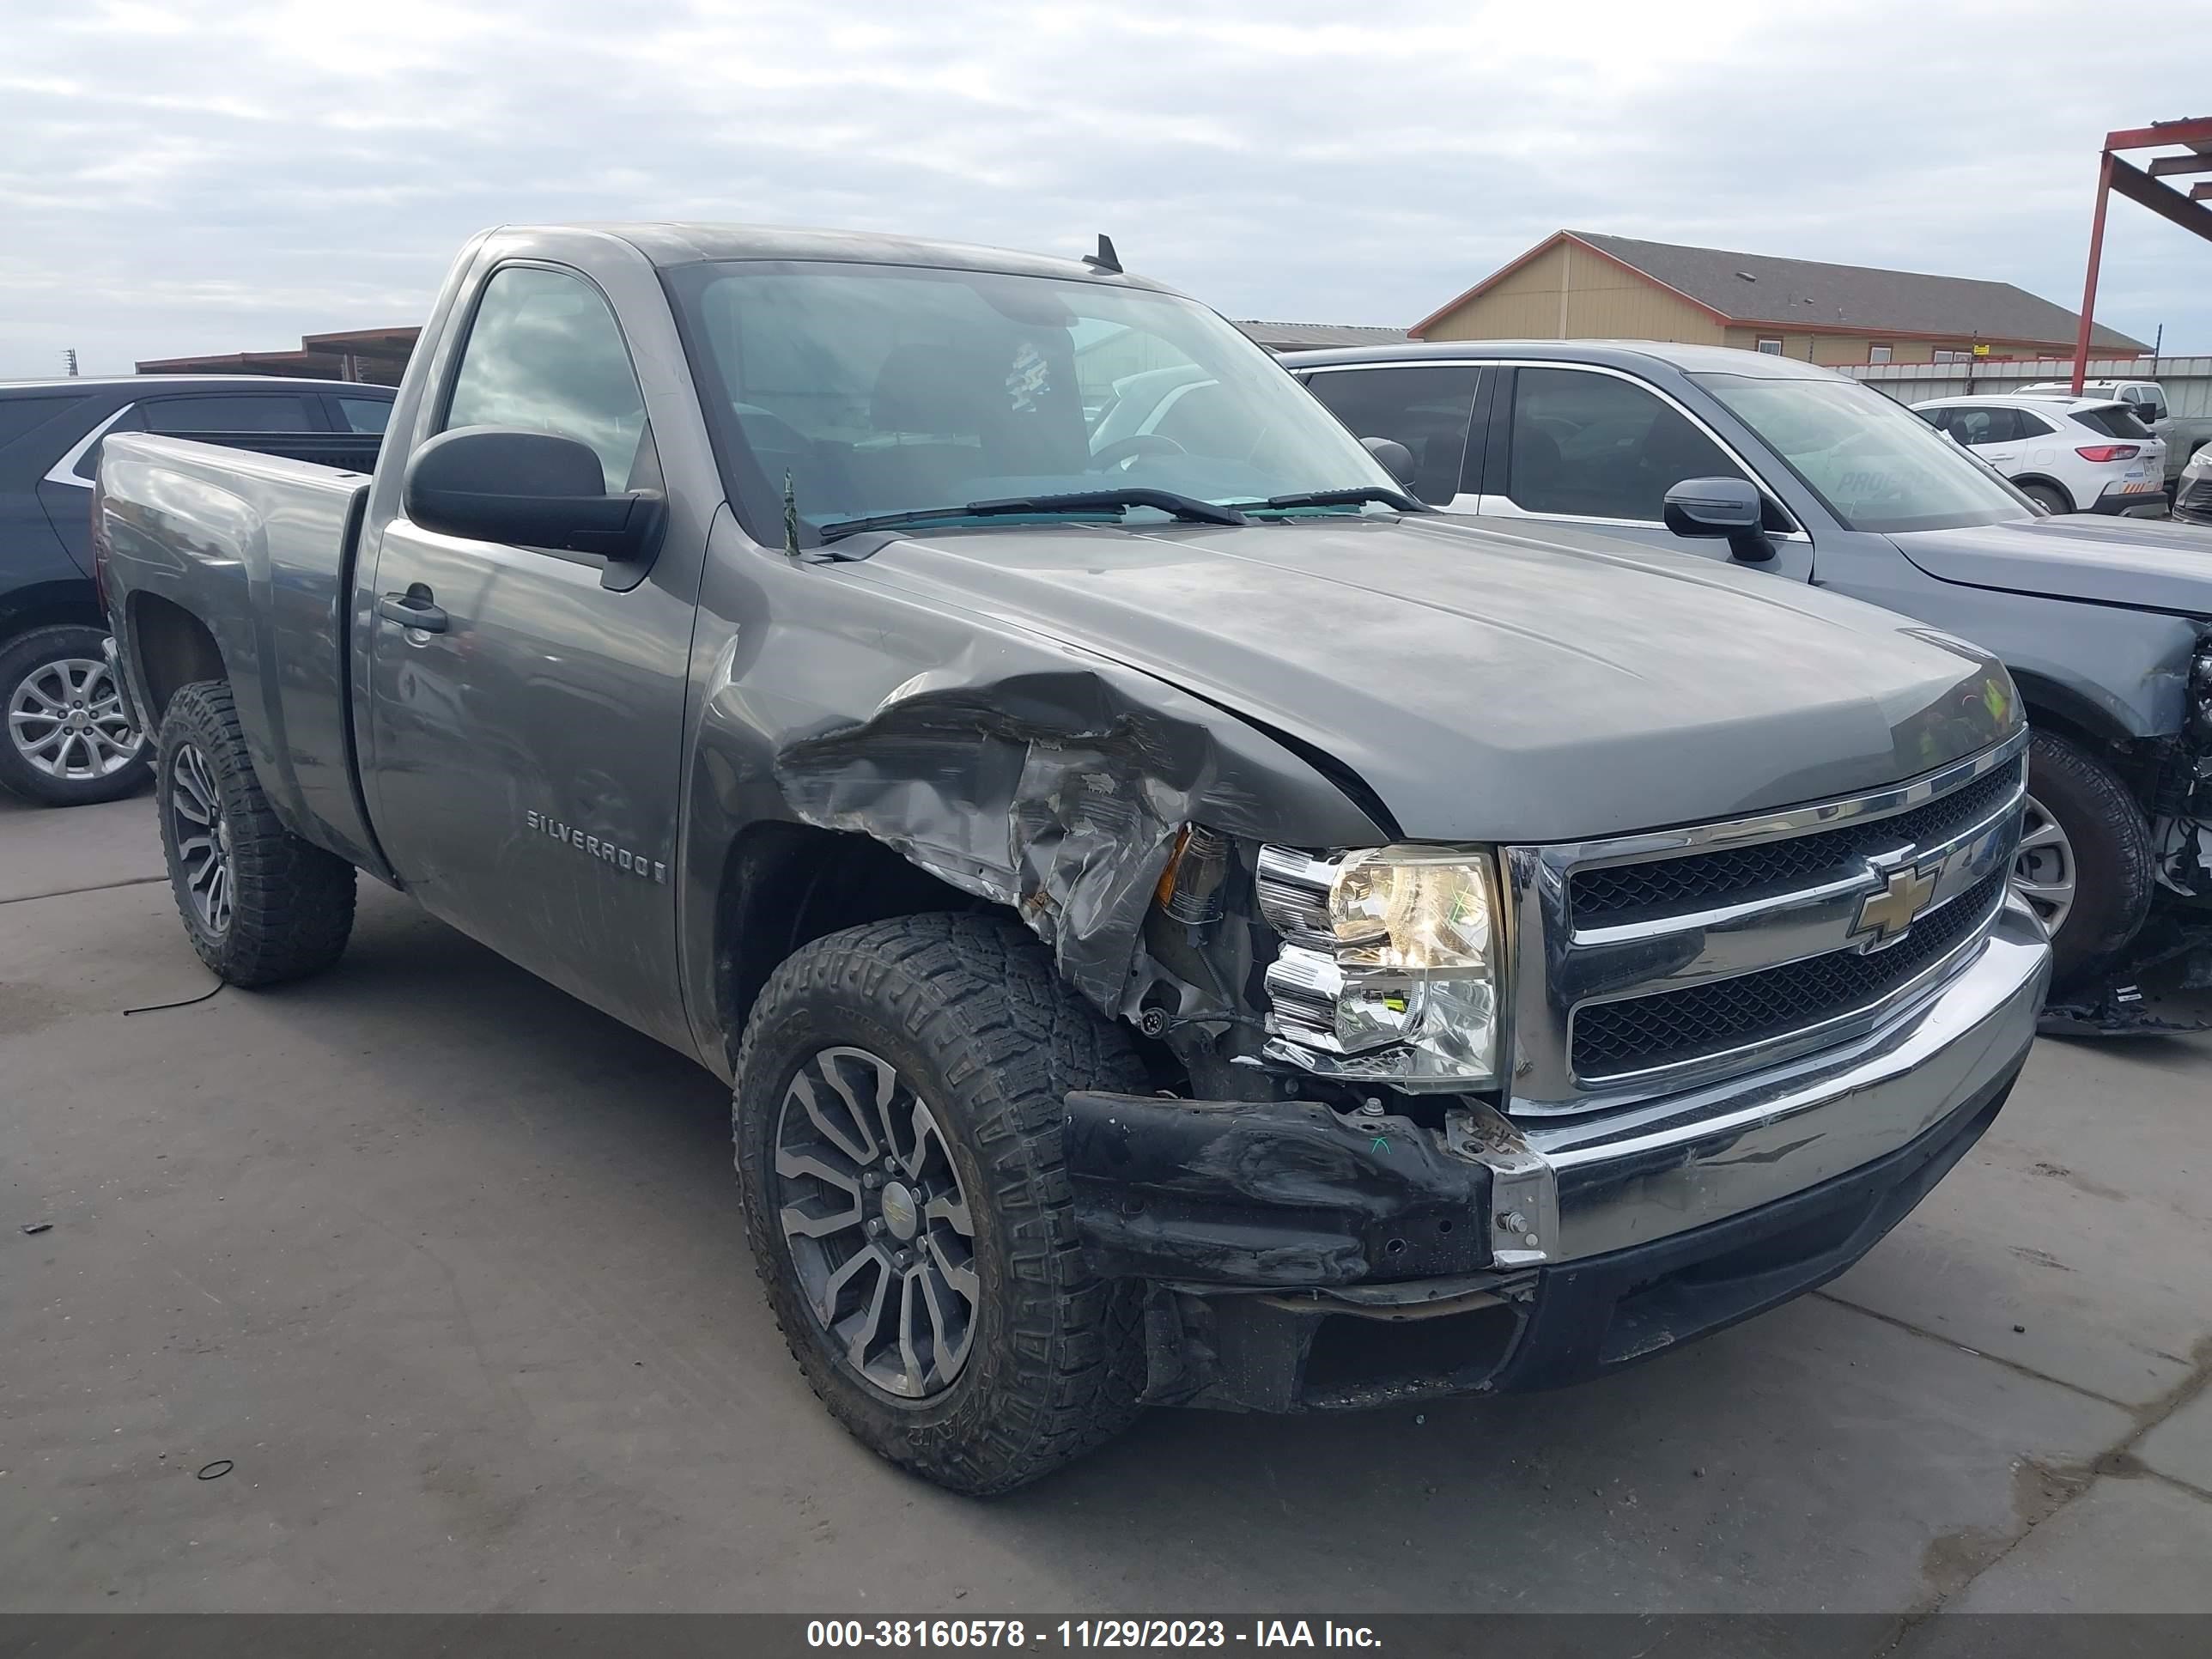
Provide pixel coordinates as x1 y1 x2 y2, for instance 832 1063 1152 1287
1 376 392 805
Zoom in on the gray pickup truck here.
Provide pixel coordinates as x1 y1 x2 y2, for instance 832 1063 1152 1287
98 223 2047 1494
1288 341 2212 1005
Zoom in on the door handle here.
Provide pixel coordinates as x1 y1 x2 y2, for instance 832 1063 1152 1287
378 588 448 633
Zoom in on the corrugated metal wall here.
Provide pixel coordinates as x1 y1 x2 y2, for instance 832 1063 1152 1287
1842 355 2212 419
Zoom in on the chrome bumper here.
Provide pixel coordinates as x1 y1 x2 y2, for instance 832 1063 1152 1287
1464 894 2049 1264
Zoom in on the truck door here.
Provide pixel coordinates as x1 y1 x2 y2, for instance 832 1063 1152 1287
1475 366 1814 581
361 262 701 1048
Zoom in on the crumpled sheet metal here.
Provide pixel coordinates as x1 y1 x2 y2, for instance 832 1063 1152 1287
774 666 1382 1015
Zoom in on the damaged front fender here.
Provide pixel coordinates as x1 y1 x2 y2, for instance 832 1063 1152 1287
773 665 1388 1015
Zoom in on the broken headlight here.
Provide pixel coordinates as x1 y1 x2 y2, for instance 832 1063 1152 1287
1255 844 1502 1089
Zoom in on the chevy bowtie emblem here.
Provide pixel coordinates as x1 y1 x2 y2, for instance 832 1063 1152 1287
1853 860 1941 948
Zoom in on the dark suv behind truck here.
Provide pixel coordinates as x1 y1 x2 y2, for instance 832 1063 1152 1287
1287 341 2212 998
0 375 391 805
97 225 2045 1492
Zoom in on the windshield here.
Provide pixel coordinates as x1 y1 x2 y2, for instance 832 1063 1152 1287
1692 373 2036 534
671 260 1401 541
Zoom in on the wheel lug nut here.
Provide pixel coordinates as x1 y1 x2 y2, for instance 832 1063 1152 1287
894 1249 915 1269
866 1218 884 1237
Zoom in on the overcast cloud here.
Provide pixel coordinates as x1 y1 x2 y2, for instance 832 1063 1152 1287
3 0 2207 378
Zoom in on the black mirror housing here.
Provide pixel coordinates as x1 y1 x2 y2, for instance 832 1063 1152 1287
1662 476 1774 562
404 427 664 563
1361 435 1419 489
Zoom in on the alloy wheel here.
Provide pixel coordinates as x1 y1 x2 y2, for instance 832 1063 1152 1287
2012 793 2077 939
773 1045 979 1401
8 656 140 781
169 742 234 936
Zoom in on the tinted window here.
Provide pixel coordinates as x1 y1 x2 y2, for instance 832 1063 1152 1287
0 392 90 453
70 404 146 480
142 393 313 432
1302 364 1480 504
674 262 1399 534
2070 404 2151 440
335 396 392 434
444 265 647 493
1694 373 2032 533
1506 368 1744 520
1947 406 2021 446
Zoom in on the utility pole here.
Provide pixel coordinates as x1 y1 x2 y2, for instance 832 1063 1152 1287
63 348 78 377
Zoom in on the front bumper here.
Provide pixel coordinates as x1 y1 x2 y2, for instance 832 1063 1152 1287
1065 898 2048 1411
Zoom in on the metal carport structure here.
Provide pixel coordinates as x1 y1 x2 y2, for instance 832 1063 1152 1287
2073 115 2212 392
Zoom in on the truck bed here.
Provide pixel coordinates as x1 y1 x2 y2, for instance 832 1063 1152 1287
98 432 388 876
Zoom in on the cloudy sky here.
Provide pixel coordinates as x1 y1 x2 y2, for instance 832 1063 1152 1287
3 0 2208 379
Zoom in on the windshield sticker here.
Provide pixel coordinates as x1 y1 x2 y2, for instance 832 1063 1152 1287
1006 341 1051 413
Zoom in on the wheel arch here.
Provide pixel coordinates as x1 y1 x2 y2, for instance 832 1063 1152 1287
126 592 226 728
2010 473 2076 512
2010 668 2142 768
709 819 999 1068
0 580 107 645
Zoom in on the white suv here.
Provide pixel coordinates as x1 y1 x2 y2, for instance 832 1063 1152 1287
1912 394 2167 517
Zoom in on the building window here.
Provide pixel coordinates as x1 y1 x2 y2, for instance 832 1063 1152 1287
1868 344 1893 365
1756 338 1784 356
1931 348 1969 364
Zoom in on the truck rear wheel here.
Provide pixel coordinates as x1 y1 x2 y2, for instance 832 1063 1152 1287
0 623 149 806
156 680 356 986
2018 731 2154 990
733 912 1150 1495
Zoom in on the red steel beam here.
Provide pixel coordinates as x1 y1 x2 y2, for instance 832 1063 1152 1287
2148 153 2212 177
2195 183 2212 202
2100 116 2212 151
2072 150 2116 394
2107 154 2212 240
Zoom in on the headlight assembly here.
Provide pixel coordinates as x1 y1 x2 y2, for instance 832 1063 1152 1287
1255 844 1503 1089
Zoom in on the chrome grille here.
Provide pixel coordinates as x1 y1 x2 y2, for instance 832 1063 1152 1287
1571 763 2022 927
1504 730 2029 1116
1571 871 2007 1079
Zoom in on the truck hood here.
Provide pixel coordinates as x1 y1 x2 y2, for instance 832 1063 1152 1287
1893 516 2212 616
854 514 2016 843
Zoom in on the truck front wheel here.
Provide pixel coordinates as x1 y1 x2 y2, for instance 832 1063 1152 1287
734 912 1150 1495
2017 731 2154 990
156 681 356 986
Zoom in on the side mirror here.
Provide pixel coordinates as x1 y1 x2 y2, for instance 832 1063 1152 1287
1361 435 1418 489
404 427 664 563
1662 476 1774 563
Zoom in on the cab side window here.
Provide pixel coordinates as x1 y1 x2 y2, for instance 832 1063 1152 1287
1301 364 1480 505
444 266 648 493
1505 368 1743 520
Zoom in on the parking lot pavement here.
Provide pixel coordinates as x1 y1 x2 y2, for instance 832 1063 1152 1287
7 792 2212 1624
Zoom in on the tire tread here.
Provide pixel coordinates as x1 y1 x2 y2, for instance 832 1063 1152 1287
733 912 1148 1495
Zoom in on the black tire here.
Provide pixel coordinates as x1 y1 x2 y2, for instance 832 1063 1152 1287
2021 731 2154 989
2018 480 2073 515
155 680 356 986
734 912 1150 1495
0 623 150 806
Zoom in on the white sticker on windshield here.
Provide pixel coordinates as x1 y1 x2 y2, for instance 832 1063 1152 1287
1006 341 1050 413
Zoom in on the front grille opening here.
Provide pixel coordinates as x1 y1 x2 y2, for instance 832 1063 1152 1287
1571 759 2022 927
1299 1302 1522 1401
1571 871 2006 1080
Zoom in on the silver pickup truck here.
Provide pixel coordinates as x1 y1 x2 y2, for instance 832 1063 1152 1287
96 222 2048 1493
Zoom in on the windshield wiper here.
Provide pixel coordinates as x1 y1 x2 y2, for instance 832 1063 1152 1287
817 489 1247 543
1228 486 1429 514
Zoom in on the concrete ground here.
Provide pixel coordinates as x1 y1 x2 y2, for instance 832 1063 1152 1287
5 788 2212 1626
